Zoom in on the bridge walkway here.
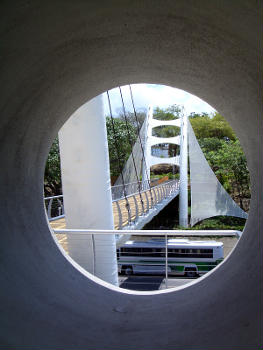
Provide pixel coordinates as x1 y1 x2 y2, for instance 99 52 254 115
48 180 179 253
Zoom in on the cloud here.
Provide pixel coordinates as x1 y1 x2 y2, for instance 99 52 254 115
103 84 216 117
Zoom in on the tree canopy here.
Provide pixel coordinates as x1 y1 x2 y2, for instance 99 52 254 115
153 105 183 120
106 116 137 178
189 112 236 140
44 137 61 196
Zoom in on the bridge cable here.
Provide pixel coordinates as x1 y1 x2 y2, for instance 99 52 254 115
119 87 145 212
106 90 132 224
129 85 154 203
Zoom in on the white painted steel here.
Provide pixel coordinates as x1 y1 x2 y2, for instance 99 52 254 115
44 195 64 220
59 96 118 285
179 113 188 227
123 181 179 229
112 180 150 200
54 229 242 237
149 155 180 166
150 135 180 146
165 234 168 288
150 118 181 128
142 106 153 185
114 116 147 188
188 121 248 226
116 181 179 233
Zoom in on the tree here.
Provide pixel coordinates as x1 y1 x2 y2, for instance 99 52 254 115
116 109 146 129
106 117 137 177
190 112 236 140
44 137 61 196
152 125 180 138
153 104 183 120
209 140 250 209
198 137 225 153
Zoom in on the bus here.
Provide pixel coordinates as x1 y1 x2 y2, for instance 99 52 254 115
117 238 224 277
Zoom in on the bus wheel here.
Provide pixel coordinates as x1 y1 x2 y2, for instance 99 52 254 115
184 268 197 278
124 266 133 275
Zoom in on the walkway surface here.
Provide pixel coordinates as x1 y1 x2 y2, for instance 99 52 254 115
50 188 157 253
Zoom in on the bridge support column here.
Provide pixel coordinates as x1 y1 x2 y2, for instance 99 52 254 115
179 112 188 227
59 95 118 286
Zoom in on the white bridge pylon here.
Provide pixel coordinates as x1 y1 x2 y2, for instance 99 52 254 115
141 106 188 228
142 106 181 182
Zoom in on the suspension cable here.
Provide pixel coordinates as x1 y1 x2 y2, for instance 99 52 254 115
106 91 131 223
118 87 145 209
129 85 153 202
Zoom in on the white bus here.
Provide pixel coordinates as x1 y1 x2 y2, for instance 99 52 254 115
117 238 224 277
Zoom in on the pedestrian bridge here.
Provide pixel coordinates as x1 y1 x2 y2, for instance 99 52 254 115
47 179 179 232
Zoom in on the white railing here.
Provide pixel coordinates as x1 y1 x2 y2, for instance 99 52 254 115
44 180 180 226
44 194 65 221
53 229 241 290
111 180 150 200
112 180 179 229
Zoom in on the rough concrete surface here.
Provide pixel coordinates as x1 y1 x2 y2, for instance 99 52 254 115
0 1 262 349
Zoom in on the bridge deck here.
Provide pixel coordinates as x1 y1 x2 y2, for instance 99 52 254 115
50 189 156 252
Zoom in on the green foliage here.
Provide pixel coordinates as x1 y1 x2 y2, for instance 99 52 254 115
190 112 236 140
44 137 61 196
204 139 250 209
168 144 180 157
106 116 137 177
189 112 209 119
153 104 183 120
192 216 246 231
198 137 225 153
176 215 245 231
152 125 180 138
116 110 146 129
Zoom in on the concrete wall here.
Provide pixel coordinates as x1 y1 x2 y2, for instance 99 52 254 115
0 1 261 348
59 96 118 285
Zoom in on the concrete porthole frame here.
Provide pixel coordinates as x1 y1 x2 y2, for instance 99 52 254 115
0 1 261 348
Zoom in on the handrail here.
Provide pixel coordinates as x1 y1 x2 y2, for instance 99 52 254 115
45 180 180 228
45 194 63 200
44 195 64 220
112 179 178 202
111 179 178 200
53 228 241 290
53 228 242 237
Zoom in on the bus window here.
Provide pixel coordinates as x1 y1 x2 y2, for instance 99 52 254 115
200 249 213 258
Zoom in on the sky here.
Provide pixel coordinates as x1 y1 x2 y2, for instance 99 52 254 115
103 84 216 117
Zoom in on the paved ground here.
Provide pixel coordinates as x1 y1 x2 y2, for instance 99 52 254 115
119 275 195 291
118 237 239 291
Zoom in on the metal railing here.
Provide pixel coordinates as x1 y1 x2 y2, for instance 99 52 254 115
44 195 65 221
53 228 241 290
44 180 179 226
112 180 179 229
111 180 150 200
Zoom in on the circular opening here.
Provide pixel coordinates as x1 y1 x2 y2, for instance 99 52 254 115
44 84 250 293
